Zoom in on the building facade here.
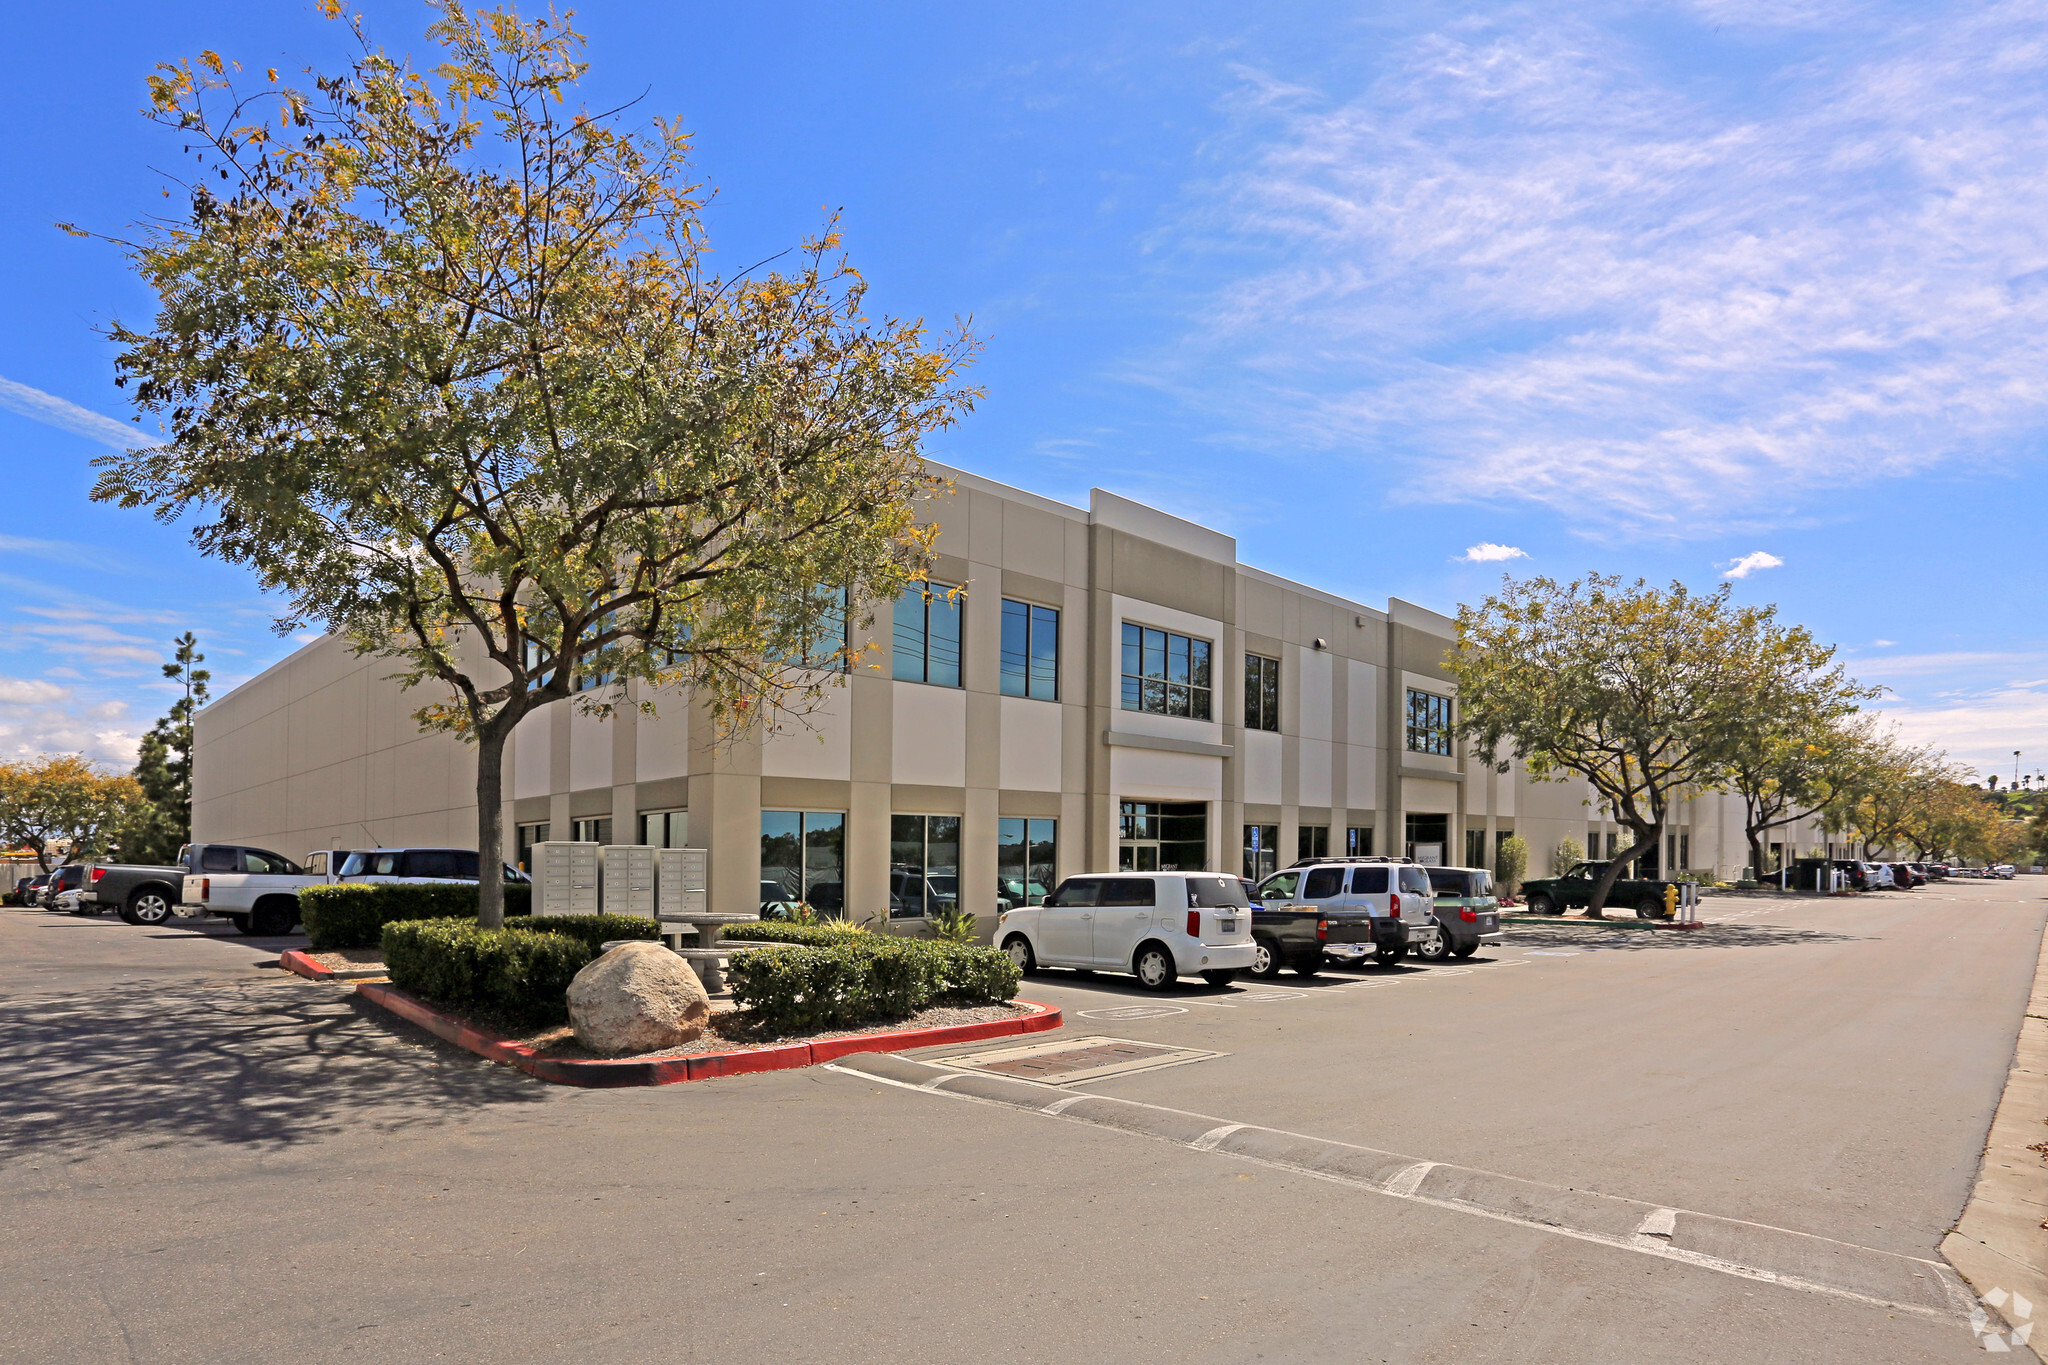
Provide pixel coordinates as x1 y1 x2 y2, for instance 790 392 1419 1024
192 462 1822 924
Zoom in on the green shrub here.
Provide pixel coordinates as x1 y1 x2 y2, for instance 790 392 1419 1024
300 882 532 950
513 913 659 953
726 935 1019 1032
381 917 592 1029
928 906 977 944
723 920 874 948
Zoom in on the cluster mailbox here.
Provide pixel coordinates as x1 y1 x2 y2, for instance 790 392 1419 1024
532 841 705 918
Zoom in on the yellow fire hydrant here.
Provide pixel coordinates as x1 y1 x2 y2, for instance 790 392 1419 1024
1663 884 1679 920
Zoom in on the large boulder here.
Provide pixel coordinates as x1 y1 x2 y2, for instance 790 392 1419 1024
566 942 711 1054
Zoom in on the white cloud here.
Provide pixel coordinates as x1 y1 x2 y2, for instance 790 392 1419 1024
1872 639 1896 648
1162 4 2048 528
1876 685 2048 781
0 678 139 767
1459 542 1528 563
0 375 154 450
1720 551 1784 579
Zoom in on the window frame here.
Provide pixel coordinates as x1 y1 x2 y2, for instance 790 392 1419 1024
890 812 962 918
1120 622 1213 721
997 816 1058 907
892 580 964 687
999 598 1060 701
1404 687 1455 755
1244 652 1280 732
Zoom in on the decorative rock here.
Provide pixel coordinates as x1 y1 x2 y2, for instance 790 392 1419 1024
567 941 711 1055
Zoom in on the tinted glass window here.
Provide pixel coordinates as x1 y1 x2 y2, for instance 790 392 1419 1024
1048 878 1102 908
1399 867 1432 896
1187 875 1251 908
449 850 480 878
1257 871 1300 900
199 847 239 873
1350 866 1389 894
1302 868 1345 899
1098 878 1157 907
244 850 302 875
406 850 460 879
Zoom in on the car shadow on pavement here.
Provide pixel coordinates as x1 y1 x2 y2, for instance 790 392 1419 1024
1509 921 1870 951
0 976 548 1162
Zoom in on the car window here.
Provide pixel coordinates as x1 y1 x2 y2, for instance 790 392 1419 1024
1047 877 1102 908
449 850 480 879
1187 875 1251 908
244 849 302 875
406 850 460 879
1426 868 1467 895
1399 867 1433 896
199 847 239 873
1350 866 1389 894
1098 878 1156 907
305 853 326 876
1257 871 1300 900
1302 867 1345 899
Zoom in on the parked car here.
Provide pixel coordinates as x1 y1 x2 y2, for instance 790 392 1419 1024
19 873 50 906
41 864 86 912
1519 860 1683 919
1888 863 1924 889
4 877 31 906
181 844 329 935
1247 863 1388 977
1260 858 1438 969
1990 864 2017 880
79 854 197 925
337 848 529 885
997 871 1256 990
1423 866 1506 959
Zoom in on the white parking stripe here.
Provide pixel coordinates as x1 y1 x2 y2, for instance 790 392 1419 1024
1190 1123 1248 1151
1384 1160 1438 1197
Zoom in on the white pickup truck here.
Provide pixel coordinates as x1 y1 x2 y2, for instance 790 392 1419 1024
179 844 357 936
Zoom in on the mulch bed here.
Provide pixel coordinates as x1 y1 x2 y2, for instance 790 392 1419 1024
311 948 389 971
516 1000 1036 1062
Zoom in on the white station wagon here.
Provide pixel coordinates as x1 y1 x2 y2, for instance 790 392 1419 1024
996 871 1257 990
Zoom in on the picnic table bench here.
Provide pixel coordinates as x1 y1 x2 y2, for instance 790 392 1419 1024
658 912 762 992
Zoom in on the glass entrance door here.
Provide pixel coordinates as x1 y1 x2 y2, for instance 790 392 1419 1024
1120 801 1207 871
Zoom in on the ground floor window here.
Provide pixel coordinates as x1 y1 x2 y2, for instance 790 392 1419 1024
1297 824 1328 861
516 822 548 872
890 814 960 918
1493 827 1515 873
1120 800 1207 871
572 817 612 845
1244 824 1279 881
1346 827 1373 857
640 809 688 849
1405 813 1448 865
1465 828 1486 869
998 818 1057 907
762 811 846 915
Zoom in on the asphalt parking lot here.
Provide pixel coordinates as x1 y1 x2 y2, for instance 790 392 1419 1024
1 882 2041 1363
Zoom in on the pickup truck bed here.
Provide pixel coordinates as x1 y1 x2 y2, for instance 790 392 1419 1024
1248 903 1396 977
79 861 190 925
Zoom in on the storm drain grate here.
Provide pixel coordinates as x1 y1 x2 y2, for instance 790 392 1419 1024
938 1035 1221 1085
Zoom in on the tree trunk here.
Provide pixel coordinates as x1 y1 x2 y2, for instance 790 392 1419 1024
1591 824 1662 917
1746 830 1769 880
475 716 513 930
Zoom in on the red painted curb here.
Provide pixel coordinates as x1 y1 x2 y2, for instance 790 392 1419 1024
350 981 1061 1088
279 948 335 981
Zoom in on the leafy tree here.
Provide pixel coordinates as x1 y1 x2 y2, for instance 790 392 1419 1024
0 755 145 870
1493 834 1527 897
1451 574 1851 917
1727 707 1875 878
1824 730 1961 859
1551 835 1585 878
119 633 210 863
89 7 978 925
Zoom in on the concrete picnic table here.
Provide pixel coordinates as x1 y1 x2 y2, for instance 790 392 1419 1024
657 912 761 993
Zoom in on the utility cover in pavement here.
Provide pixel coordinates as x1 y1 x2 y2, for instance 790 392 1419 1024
939 1035 1221 1085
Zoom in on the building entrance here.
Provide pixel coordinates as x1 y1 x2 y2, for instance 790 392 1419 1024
1120 801 1207 872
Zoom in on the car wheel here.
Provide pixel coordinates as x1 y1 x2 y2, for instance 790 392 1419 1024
250 902 297 937
1002 934 1037 975
228 914 256 936
1374 944 1405 967
1201 969 1238 988
122 890 174 926
1291 954 1323 977
1416 929 1452 962
1133 943 1177 991
1249 936 1283 979
1634 895 1666 920
1526 893 1560 916
1451 940 1478 959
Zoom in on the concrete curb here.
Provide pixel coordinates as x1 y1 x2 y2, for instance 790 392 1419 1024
278 948 386 982
349 980 1062 1088
1942 916 2048 1335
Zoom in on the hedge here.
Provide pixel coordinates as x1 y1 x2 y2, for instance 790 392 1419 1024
300 882 533 950
726 934 1019 1032
381 918 593 1029
722 921 877 948
509 913 660 953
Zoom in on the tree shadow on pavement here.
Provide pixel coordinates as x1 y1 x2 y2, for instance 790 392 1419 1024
1507 921 1870 951
0 974 550 1163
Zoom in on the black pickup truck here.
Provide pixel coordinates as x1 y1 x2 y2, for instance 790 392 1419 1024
77 853 193 925
1519 861 1681 919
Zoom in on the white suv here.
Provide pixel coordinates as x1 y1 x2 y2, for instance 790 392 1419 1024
997 871 1257 990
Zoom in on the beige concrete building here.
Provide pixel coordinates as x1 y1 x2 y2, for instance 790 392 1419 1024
192 461 1825 923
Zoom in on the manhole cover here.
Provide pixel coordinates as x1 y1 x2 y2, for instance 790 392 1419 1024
1078 1005 1188 1021
942 1035 1221 1085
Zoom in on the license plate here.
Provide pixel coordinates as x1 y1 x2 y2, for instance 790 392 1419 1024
1218 918 1237 933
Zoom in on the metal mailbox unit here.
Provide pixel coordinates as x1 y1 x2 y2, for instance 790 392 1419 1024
533 841 600 916
658 847 708 918
600 844 658 919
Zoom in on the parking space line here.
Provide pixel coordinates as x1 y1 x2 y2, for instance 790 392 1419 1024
1191 1123 1247 1151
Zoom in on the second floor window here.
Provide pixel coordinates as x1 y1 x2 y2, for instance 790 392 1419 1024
1121 623 1212 720
1406 687 1454 755
893 581 962 686
1244 653 1279 731
1000 599 1059 700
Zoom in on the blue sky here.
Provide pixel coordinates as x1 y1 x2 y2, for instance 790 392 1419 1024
0 1 2042 781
